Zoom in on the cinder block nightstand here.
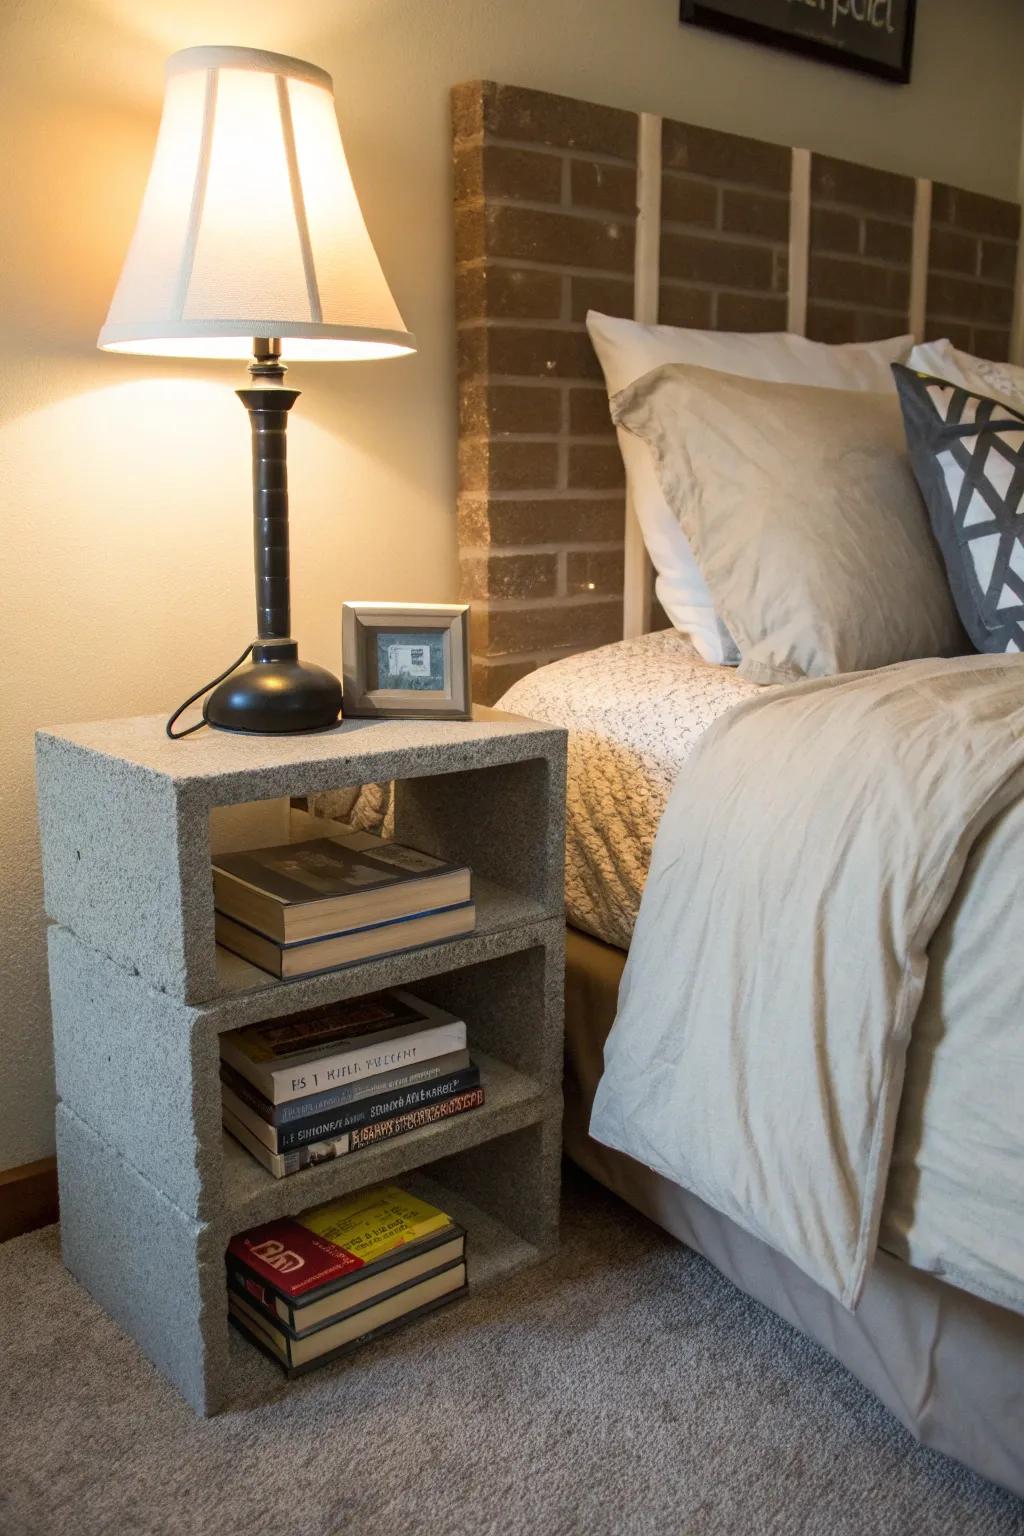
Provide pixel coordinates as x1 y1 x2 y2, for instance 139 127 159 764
35 708 567 1414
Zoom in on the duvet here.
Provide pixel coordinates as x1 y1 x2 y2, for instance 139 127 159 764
590 653 1024 1314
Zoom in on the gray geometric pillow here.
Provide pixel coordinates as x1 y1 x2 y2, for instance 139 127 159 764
893 363 1024 654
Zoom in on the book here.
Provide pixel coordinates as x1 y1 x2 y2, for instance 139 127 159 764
215 901 476 979
348 1086 485 1151
226 1184 465 1333
222 1108 346 1178
222 1064 482 1154
213 828 471 943
228 1261 467 1375
219 1049 471 1127
220 989 467 1105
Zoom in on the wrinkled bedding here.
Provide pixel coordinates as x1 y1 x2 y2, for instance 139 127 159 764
499 631 762 947
589 654 1024 1315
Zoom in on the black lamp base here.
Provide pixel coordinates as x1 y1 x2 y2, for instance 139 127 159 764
203 641 342 734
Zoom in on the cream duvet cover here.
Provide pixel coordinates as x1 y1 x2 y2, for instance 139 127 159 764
589 654 1024 1315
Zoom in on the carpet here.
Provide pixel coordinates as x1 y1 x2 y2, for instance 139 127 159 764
2 1167 1022 1536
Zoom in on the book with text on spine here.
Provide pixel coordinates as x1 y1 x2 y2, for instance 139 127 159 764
213 828 471 943
215 900 475 980
219 988 467 1105
218 1048 471 1127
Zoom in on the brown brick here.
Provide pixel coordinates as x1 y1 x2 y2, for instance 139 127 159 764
927 272 1014 327
932 184 1020 240
923 318 974 352
566 548 625 596
810 207 861 255
570 274 634 322
460 552 559 600
863 219 912 264
479 600 623 657
569 387 612 435
477 81 637 161
980 240 1018 287
481 203 633 272
972 327 1012 362
460 383 563 437
568 442 624 490
471 657 537 707
658 283 714 328
721 190 789 244
451 81 484 146
661 231 775 291
928 227 979 277
454 143 563 207
571 159 635 215
459 438 560 494
716 291 787 331
809 254 909 313
456 264 562 322
661 172 717 228
458 495 624 548
811 154 914 219
483 326 603 381
662 120 789 192
806 304 910 346
454 202 486 264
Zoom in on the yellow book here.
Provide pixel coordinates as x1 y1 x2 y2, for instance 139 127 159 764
297 1184 452 1265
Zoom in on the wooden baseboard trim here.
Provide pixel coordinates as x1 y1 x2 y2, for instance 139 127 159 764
0 1157 59 1243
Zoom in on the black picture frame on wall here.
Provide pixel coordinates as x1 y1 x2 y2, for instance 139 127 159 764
680 0 916 85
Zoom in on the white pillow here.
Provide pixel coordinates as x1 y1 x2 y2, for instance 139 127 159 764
909 338 1024 415
586 312 914 663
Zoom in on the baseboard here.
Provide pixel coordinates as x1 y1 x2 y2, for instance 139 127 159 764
0 1157 59 1242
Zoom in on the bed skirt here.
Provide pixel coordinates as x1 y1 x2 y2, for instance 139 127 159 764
564 925 1024 1500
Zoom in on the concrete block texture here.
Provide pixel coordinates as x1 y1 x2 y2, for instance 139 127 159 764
36 708 566 1003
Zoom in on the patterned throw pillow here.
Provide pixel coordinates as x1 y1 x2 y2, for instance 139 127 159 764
893 364 1024 655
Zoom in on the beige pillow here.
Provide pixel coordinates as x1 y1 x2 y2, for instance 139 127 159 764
612 363 966 685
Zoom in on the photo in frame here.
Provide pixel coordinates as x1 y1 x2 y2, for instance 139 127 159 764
342 602 472 720
680 0 916 84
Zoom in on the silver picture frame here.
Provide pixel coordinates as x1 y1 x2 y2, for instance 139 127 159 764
341 601 472 720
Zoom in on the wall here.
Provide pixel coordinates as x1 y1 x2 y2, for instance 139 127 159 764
2 0 1022 1168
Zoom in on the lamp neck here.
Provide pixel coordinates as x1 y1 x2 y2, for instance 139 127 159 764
249 335 287 386
238 340 300 643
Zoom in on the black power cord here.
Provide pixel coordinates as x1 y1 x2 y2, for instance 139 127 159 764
165 644 254 739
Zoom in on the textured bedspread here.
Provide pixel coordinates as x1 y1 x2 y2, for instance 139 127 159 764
499 632 762 947
590 654 1024 1314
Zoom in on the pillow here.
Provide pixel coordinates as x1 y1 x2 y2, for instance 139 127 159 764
586 312 914 665
909 338 1024 416
612 363 965 685
893 364 1024 654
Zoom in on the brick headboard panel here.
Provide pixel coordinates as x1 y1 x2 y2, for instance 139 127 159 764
452 80 1022 705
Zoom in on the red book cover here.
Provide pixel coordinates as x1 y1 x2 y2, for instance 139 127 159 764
227 1220 364 1301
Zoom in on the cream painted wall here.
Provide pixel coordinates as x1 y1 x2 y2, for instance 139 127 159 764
2 0 1022 1168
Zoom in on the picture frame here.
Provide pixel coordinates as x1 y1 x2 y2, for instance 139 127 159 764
680 0 916 85
341 601 472 721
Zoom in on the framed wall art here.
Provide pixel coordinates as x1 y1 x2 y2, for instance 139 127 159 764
341 601 472 720
680 0 916 84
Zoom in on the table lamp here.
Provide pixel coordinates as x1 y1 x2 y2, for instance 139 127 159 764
98 46 415 733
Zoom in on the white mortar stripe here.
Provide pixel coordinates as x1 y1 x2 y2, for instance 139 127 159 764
910 178 932 344
624 111 661 641
787 148 811 338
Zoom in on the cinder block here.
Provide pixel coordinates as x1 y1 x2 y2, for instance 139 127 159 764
57 1104 228 1415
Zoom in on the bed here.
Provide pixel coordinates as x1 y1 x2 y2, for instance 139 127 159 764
451 79 1024 1497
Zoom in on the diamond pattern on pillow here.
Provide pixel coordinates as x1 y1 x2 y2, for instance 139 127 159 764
893 365 1024 655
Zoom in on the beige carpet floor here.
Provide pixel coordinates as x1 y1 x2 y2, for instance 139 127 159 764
2 1166 1023 1536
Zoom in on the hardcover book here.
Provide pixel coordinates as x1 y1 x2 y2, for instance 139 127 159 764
219 989 467 1105
213 828 471 943
219 1049 471 1126
215 901 476 979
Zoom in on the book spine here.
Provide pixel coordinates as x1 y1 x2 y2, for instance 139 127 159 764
347 1086 485 1152
276 1066 481 1151
220 1052 468 1126
267 1020 467 1103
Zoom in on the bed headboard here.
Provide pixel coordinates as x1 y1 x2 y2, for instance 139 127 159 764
452 80 1022 704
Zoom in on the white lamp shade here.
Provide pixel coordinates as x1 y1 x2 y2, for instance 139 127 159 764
98 46 415 361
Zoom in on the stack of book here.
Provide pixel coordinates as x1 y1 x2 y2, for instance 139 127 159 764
213 827 475 979
220 988 485 1177
227 1183 467 1375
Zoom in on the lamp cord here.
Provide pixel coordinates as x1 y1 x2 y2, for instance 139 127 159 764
165 644 255 739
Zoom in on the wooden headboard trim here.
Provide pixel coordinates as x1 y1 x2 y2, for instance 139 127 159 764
454 80 1022 704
